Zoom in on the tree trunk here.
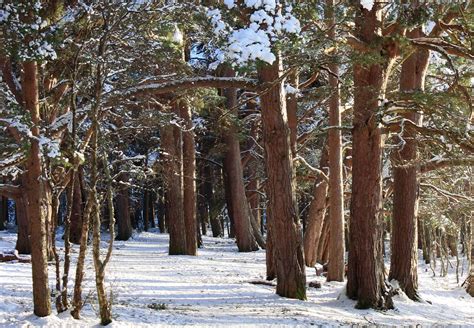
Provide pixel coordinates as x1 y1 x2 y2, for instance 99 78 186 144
116 174 133 241
304 150 329 267
180 102 198 255
246 146 261 234
389 28 429 302
15 196 31 254
70 192 92 320
160 105 187 255
51 192 63 313
258 53 306 300
22 61 52 317
92 157 115 326
286 72 298 158
70 170 84 245
467 214 474 296
220 66 258 252
198 168 209 237
61 171 75 310
157 187 166 233
204 164 222 237
40 182 54 262
150 192 156 228
223 171 235 237
0 195 7 230
326 0 345 282
346 3 394 310
421 217 431 264
266 222 276 280
245 100 266 248
143 189 150 232
317 215 330 264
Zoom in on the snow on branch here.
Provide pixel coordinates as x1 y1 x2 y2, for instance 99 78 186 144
121 76 260 97
207 1 301 67
0 154 25 171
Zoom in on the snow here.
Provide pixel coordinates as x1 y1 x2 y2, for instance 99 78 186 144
228 28 276 64
209 1 300 67
0 230 473 327
223 0 236 9
0 9 10 23
285 84 300 96
360 0 374 11
39 136 61 158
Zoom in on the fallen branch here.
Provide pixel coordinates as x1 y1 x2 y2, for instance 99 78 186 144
247 279 276 287
0 250 31 263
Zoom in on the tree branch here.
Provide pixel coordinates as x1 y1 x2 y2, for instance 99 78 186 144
0 183 21 199
420 158 474 174
345 35 370 52
421 183 473 202
121 76 260 98
0 154 25 171
410 37 474 60
0 57 23 105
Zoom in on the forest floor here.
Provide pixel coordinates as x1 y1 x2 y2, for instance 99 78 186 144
0 229 473 327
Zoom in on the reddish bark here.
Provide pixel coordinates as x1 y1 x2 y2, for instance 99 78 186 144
180 102 198 255
15 196 30 254
389 28 429 301
220 66 258 252
116 174 133 241
326 0 345 282
304 150 329 267
69 170 83 244
346 4 394 310
22 61 51 316
160 103 187 255
286 72 298 158
258 53 306 300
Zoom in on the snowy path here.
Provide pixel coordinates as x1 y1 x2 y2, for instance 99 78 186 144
0 230 473 327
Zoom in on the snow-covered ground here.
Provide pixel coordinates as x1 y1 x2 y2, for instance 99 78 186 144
0 229 473 327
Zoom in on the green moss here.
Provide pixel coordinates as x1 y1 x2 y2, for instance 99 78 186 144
296 285 307 301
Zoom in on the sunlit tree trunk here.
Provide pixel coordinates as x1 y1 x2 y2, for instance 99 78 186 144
286 72 298 158
304 149 328 267
22 61 51 317
181 102 198 255
326 0 345 282
346 3 395 310
160 103 187 255
389 27 429 301
220 66 258 252
71 195 93 320
258 53 306 300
